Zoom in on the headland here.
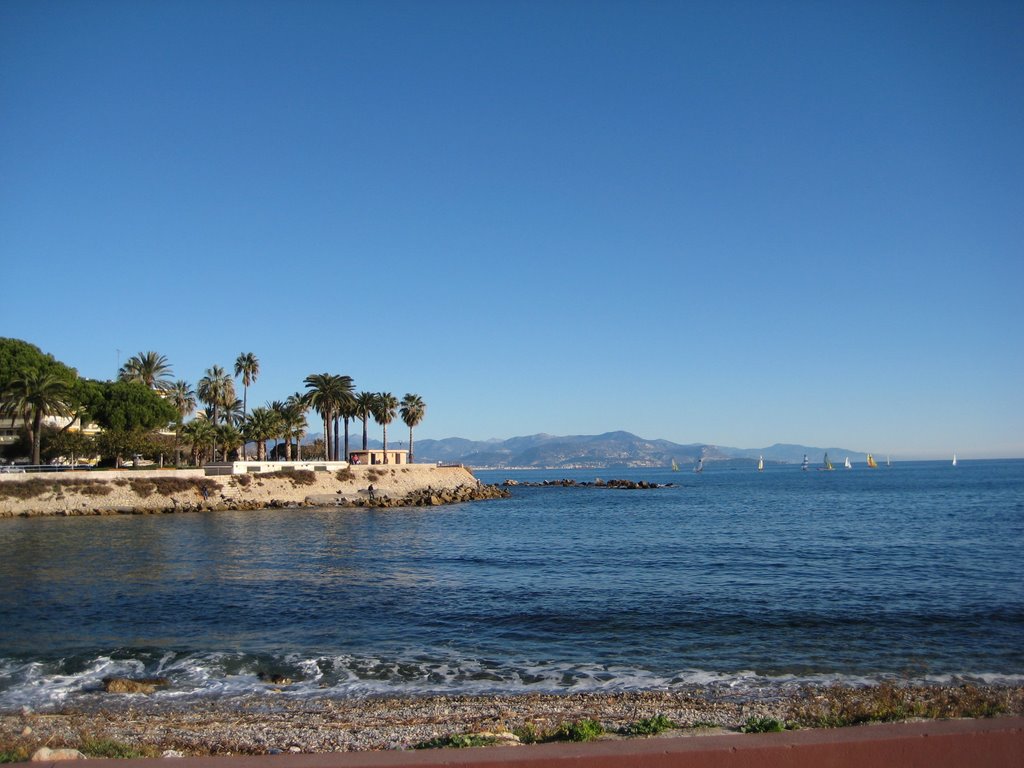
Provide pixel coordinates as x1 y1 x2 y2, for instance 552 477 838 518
0 464 507 518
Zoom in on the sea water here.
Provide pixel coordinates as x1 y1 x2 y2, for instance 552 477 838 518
1 459 1022 709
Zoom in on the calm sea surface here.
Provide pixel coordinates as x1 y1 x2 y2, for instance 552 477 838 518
1 459 1022 709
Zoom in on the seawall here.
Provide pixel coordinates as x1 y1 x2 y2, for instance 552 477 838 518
0 465 503 517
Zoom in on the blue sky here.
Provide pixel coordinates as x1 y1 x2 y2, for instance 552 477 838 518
2 0 1022 459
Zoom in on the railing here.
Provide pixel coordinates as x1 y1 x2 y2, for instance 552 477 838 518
0 464 93 473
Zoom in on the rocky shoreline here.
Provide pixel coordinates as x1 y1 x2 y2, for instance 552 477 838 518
0 465 508 518
2 686 1022 758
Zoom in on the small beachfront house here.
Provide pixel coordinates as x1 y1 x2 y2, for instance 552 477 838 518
347 449 409 465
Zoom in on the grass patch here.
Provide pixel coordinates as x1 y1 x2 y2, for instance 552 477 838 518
414 734 503 750
79 738 159 759
512 724 540 744
549 719 604 742
787 683 1011 728
739 716 788 733
0 747 29 763
622 714 677 736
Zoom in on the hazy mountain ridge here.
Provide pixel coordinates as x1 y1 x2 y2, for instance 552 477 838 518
408 432 869 468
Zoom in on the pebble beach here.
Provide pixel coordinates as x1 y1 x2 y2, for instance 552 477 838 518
3 685 1023 757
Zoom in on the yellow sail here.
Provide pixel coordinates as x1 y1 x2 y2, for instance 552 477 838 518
867 454 878 468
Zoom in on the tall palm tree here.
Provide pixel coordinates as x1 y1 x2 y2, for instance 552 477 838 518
118 351 173 391
243 406 281 461
354 391 377 451
338 391 358 463
1 370 73 465
168 380 196 468
304 373 336 461
304 373 354 461
197 366 235 426
372 392 398 464
399 393 426 464
233 352 260 416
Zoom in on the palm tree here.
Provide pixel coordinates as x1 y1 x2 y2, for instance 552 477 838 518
168 380 196 467
354 391 377 451
372 392 398 464
221 398 245 427
1 370 73 465
197 366 235 426
243 406 281 461
399 393 426 464
304 373 354 461
338 391 358 463
217 423 243 462
280 394 308 461
182 418 216 466
118 351 173 391
233 352 260 416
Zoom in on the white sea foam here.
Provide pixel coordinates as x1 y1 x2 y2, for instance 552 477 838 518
4 651 1021 711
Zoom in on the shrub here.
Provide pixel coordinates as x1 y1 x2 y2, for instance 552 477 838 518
623 714 677 736
550 719 604 742
740 716 786 733
414 734 502 750
335 468 354 482
234 473 252 487
512 724 540 744
278 468 315 486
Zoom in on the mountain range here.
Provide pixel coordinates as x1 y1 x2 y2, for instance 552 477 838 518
326 431 869 469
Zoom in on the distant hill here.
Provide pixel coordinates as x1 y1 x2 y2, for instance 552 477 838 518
406 432 868 469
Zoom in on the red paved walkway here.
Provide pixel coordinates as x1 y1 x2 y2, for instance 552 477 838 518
46 717 1023 768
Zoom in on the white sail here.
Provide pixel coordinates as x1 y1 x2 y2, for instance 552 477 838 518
952 453 957 467
844 456 852 469
757 456 764 472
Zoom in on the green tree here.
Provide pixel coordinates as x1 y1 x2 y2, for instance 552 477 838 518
118 351 173 391
399 393 426 464
1 370 74 465
76 380 177 466
41 426 97 465
354 391 377 451
233 352 260 415
372 392 399 463
285 393 309 460
0 339 78 445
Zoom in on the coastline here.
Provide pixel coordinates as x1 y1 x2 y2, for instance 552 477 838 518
0 465 506 518
2 686 1022 757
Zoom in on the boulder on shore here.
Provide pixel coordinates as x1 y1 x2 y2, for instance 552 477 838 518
102 676 170 694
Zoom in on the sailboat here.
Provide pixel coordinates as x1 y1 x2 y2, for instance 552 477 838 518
757 456 764 472
801 455 809 471
820 452 834 471
886 456 891 467
844 456 852 469
866 454 878 468
671 458 680 472
952 453 957 467
694 458 704 473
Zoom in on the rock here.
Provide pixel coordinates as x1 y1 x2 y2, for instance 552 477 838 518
31 747 86 761
161 750 185 758
257 672 293 685
102 676 170 694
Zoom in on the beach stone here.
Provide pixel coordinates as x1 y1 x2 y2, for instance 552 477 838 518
161 750 185 758
102 676 170 694
31 747 86 761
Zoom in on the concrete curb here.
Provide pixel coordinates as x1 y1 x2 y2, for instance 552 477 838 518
54 717 1022 768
